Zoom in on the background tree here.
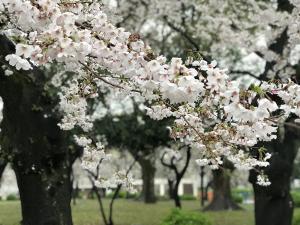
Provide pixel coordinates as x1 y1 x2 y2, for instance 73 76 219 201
85 152 137 225
204 163 241 211
160 145 191 208
93 99 172 203
111 0 300 219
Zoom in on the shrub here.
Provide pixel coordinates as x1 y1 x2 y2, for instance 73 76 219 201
180 195 196 201
73 190 85 199
160 208 212 225
77 191 85 199
106 192 119 198
232 188 253 203
126 192 139 199
6 194 18 201
232 188 253 197
292 192 300 208
293 213 300 225
232 192 243 204
117 191 127 198
87 192 95 199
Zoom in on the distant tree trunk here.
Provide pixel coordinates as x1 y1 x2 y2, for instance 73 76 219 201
160 146 191 208
167 179 175 199
249 126 299 225
72 181 80 206
204 168 241 211
139 158 156 203
200 166 206 207
173 181 181 208
0 159 6 181
0 34 77 225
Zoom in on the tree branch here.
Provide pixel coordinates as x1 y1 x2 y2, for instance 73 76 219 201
163 16 200 52
230 70 260 80
108 158 137 225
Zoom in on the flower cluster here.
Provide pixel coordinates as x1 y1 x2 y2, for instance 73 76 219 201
114 0 300 80
5 54 32 70
1 0 300 186
257 173 271 186
58 79 93 131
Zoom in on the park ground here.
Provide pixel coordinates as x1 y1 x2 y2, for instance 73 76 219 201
0 199 300 225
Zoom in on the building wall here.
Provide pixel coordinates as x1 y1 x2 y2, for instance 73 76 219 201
0 164 18 199
0 161 209 199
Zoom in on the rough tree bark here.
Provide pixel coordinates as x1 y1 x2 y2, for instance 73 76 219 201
0 35 77 225
249 126 299 225
204 168 241 211
139 158 157 203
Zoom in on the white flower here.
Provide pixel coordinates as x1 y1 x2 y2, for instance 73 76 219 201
195 158 209 166
146 60 163 79
16 44 35 58
160 81 186 104
5 54 32 70
257 174 271 186
74 135 92 147
4 69 13 76
137 116 145 125
258 98 278 112
130 40 144 52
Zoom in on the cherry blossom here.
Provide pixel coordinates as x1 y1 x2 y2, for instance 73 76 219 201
5 54 32 70
1 0 300 187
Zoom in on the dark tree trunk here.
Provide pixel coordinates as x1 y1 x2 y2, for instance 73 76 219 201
251 182 293 225
0 159 6 181
249 127 299 225
249 2 297 224
139 158 156 203
167 179 175 199
173 181 181 208
14 165 73 225
0 35 77 225
204 169 241 211
200 166 206 207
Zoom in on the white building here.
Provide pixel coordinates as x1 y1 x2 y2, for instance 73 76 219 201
0 164 18 200
0 160 208 199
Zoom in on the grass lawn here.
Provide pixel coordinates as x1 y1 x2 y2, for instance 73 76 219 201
0 199 299 225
